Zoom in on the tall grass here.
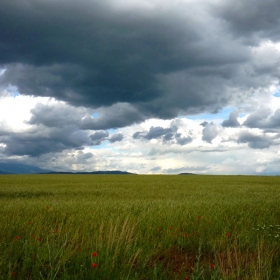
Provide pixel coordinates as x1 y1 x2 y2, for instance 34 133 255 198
0 175 280 279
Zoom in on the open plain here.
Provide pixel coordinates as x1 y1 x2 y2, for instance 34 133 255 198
0 175 280 279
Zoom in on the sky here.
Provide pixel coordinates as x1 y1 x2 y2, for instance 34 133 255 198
0 0 280 174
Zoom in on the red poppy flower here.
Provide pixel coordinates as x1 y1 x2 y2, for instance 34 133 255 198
11 272 16 277
210 263 215 269
198 215 201 220
185 277 189 280
226 232 230 237
169 226 172 230
92 252 97 257
37 237 42 242
15 235 21 240
91 263 97 268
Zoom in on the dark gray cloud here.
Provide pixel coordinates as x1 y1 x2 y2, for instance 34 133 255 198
243 107 272 128
89 131 109 145
0 0 196 111
237 131 275 149
200 121 208 127
144 127 173 140
0 104 124 156
133 125 192 145
28 102 142 131
175 134 192 146
243 107 280 131
109 133 123 143
28 103 87 128
80 103 144 130
132 132 144 140
222 110 240 127
0 126 92 157
0 0 279 129
202 122 219 143
215 0 280 42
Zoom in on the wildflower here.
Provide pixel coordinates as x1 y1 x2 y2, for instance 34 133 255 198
210 263 215 269
11 272 16 277
198 216 201 220
46 206 50 210
37 237 42 242
185 277 189 280
28 222 32 225
15 235 21 240
92 252 97 257
169 226 172 230
226 232 230 237
91 263 97 268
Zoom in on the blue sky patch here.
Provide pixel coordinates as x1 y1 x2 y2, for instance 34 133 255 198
91 112 99 118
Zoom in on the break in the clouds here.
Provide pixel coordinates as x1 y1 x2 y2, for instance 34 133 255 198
0 0 280 174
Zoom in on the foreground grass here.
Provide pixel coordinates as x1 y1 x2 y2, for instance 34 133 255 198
0 175 280 279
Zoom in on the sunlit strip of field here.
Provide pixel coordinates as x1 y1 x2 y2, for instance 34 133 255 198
0 175 280 279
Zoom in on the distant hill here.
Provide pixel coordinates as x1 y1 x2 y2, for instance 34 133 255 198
0 170 12 174
0 162 51 174
0 162 135 175
46 170 136 175
178 172 196 175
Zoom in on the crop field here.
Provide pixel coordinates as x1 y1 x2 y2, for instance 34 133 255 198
0 175 280 280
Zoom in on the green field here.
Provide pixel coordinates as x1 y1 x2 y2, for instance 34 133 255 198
0 175 280 279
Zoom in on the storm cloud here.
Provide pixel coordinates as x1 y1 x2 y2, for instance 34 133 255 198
216 0 280 42
1 0 279 127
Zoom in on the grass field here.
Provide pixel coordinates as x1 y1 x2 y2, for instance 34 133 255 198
0 175 280 280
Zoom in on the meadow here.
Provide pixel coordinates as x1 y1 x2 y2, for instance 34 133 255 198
0 174 279 280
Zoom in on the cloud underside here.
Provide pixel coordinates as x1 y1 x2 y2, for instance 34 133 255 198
1 0 280 127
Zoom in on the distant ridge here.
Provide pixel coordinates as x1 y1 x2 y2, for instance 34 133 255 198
0 170 12 174
0 162 134 175
46 170 136 175
0 162 50 174
178 172 196 175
